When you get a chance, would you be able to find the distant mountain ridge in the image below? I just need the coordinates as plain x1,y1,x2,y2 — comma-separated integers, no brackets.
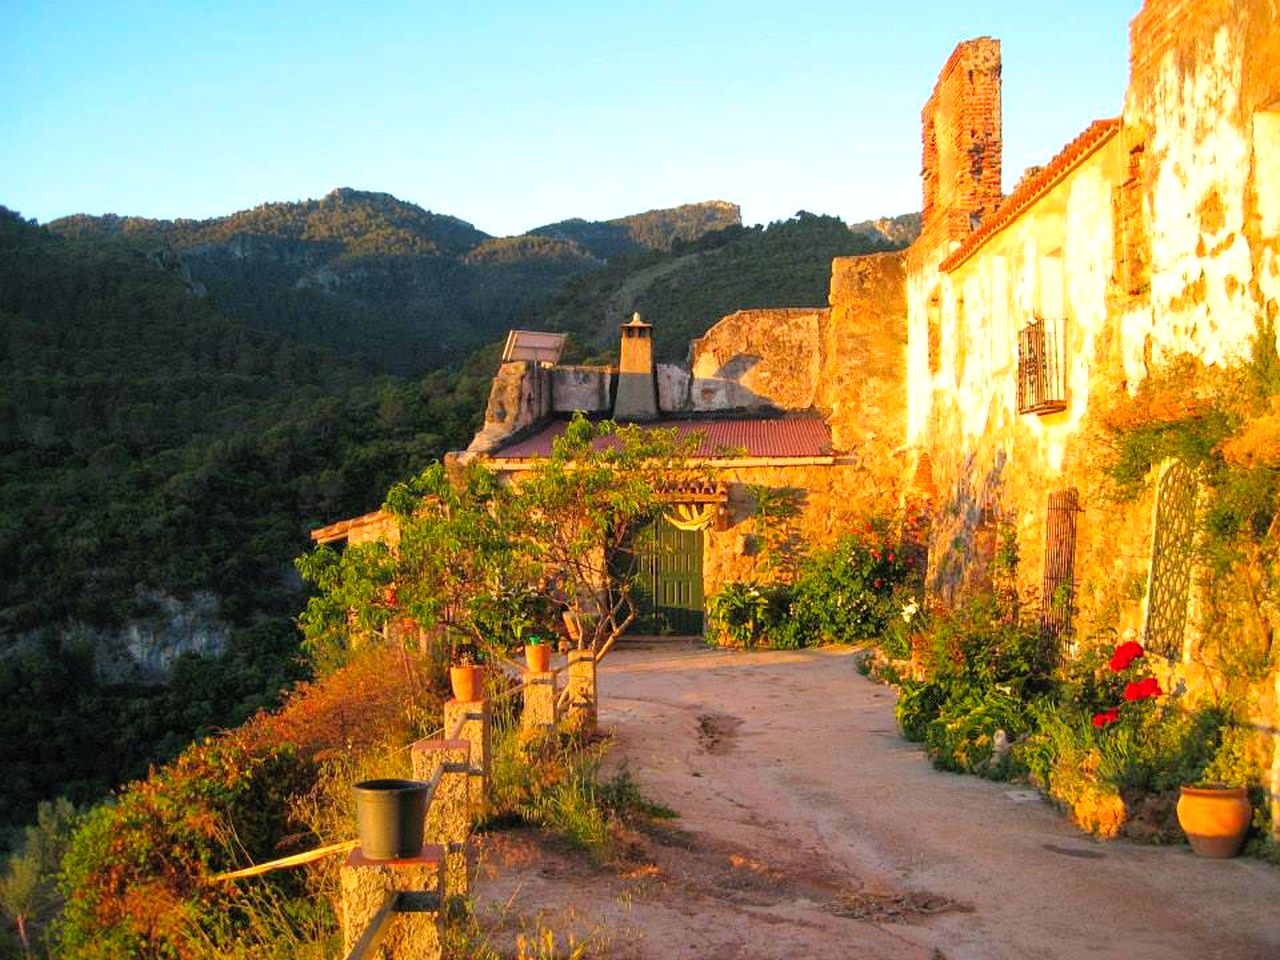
47,190,743,375
530,200,742,260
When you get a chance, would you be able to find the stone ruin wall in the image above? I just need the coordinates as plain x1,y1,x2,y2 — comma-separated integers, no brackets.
820,252,907,474
679,308,826,414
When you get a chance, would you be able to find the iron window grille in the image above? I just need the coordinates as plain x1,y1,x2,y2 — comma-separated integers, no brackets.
1017,318,1067,415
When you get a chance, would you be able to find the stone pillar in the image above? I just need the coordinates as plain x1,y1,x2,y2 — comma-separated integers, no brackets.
566,650,598,734
411,739,471,898
443,697,490,812
339,845,444,960
521,671,557,735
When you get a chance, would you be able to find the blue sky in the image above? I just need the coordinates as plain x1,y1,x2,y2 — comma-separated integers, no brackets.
1,1,1140,236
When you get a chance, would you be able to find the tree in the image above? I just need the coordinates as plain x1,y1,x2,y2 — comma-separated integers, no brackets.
297,413,705,669
510,415,704,661
0,798,78,955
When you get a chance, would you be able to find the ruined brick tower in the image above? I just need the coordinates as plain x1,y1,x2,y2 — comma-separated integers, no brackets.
918,37,1003,252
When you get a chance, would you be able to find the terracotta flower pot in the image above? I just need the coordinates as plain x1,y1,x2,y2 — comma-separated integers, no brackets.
1176,784,1251,858
449,664,483,702
353,778,429,861
525,643,551,673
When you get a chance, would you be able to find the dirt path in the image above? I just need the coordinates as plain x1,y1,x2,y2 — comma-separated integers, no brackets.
472,641,1280,959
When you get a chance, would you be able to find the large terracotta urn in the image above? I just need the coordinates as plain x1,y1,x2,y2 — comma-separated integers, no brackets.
1176,784,1251,858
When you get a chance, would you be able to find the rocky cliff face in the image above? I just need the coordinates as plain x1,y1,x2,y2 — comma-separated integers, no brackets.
10,589,230,684
848,212,922,248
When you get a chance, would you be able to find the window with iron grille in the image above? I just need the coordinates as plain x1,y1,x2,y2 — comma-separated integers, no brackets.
1017,318,1067,415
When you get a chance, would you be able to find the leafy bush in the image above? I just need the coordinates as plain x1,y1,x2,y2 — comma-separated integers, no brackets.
787,531,912,645
55,648,437,958
708,522,913,650
889,596,1048,778
704,581,792,648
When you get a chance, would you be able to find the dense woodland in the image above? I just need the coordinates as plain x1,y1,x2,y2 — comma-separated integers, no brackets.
0,194,913,851
48,191,743,376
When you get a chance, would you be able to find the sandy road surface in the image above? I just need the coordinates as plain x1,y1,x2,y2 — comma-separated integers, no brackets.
472,641,1280,959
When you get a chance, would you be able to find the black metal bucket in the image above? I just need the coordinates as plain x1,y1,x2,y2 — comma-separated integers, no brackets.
353,778,430,860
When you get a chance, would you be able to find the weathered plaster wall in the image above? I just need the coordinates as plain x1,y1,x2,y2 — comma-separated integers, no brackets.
688,308,825,413
906,136,1126,607
1120,0,1280,383
550,366,613,413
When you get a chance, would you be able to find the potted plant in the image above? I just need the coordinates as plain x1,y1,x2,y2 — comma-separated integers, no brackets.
1176,783,1252,858
449,643,484,702
525,634,551,673
353,778,430,860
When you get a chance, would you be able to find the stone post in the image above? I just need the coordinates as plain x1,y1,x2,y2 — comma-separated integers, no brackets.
339,844,444,959
521,671,557,735
410,739,470,898
443,697,490,811
566,650,598,734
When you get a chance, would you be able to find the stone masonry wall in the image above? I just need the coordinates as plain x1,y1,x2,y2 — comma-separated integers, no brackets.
819,252,907,468
701,460,896,597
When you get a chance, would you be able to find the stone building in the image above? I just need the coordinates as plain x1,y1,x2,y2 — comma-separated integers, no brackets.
455,251,906,633
904,1,1279,827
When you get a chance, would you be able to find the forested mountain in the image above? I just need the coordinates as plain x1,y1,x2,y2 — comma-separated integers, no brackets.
533,211,901,362
0,206,495,833
47,190,742,375
529,200,742,260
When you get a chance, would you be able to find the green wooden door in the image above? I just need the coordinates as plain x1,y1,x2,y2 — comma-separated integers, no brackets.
625,517,704,635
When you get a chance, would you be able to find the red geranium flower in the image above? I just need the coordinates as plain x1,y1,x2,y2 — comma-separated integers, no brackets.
1092,708,1120,728
1108,640,1145,672
1122,676,1162,701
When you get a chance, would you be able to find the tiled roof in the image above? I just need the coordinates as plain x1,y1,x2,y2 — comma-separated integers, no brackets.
310,509,392,544
940,117,1121,273
490,416,833,460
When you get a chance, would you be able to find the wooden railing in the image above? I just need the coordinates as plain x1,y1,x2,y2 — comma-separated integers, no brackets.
213,650,599,960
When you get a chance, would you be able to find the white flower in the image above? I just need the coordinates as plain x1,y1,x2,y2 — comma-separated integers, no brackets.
900,599,919,623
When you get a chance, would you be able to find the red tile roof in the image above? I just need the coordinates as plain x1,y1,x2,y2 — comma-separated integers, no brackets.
940,117,1121,273
490,416,833,460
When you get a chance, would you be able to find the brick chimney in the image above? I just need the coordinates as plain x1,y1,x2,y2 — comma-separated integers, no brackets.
613,312,659,421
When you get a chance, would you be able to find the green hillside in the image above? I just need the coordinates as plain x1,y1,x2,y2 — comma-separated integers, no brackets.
535,211,898,362
529,200,742,260
47,191,742,376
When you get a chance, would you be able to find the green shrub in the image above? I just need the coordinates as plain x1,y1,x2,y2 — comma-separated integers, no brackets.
890,596,1048,779
787,532,911,645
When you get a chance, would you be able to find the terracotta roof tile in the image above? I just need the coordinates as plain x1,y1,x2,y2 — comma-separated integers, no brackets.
490,416,833,460
940,117,1121,273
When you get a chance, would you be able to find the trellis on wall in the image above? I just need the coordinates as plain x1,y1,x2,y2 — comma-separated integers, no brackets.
1143,459,1199,660
1041,488,1081,660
